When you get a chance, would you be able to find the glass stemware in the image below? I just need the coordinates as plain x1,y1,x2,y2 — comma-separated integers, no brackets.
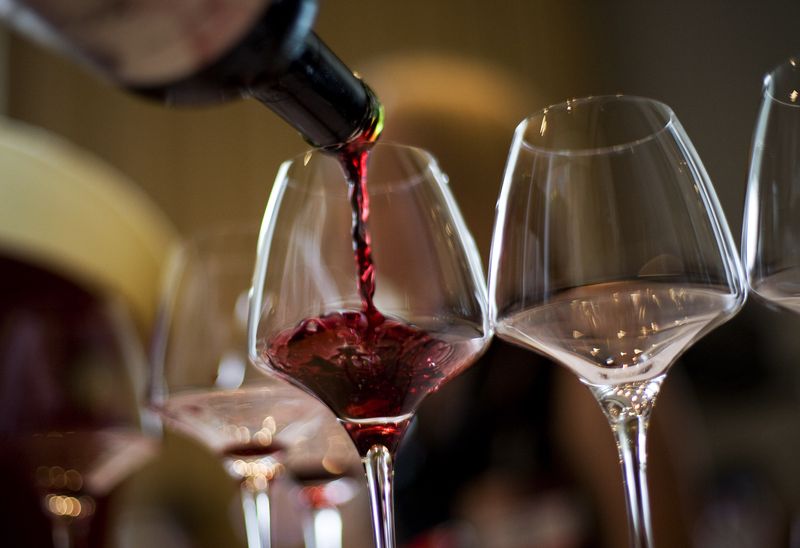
742,56,800,310
488,96,746,548
249,143,491,548
149,225,361,548
0,256,158,548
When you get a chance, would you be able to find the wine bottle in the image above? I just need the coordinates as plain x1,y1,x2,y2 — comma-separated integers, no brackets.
1,0,382,148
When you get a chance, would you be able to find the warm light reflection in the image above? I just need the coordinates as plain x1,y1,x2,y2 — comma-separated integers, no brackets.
320,435,355,476
228,456,285,490
44,494,95,519
595,378,664,421
222,414,278,449
36,466,84,492
791,90,799,103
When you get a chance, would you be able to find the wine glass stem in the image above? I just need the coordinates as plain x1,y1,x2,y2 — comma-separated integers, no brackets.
610,410,655,548
592,377,662,548
49,516,92,548
302,505,344,548
51,517,73,548
363,444,396,548
240,480,273,548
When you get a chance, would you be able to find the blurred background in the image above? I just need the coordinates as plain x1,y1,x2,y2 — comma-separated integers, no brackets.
2,0,800,546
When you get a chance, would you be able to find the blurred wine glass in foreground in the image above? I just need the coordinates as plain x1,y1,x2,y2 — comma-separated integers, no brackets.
0,255,158,548
743,55,800,310
149,225,361,548
489,96,746,547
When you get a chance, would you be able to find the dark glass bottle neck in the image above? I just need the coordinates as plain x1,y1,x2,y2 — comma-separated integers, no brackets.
250,31,383,148
132,0,382,148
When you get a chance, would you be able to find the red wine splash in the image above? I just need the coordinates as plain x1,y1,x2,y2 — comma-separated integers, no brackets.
264,311,480,455
264,136,479,456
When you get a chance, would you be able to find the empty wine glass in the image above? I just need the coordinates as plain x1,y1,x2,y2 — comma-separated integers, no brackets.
149,224,361,548
488,96,746,547
249,143,491,548
0,256,158,548
742,56,800,309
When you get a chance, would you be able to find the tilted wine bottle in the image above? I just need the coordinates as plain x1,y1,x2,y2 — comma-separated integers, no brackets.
1,0,382,147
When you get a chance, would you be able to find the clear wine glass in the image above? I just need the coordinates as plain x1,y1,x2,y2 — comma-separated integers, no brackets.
742,56,800,310
488,96,746,548
285,417,362,548
249,143,491,548
148,224,361,548
0,256,158,548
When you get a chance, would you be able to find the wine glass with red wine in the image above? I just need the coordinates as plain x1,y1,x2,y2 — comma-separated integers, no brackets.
249,143,491,548
488,96,746,548
0,256,158,548
149,225,362,548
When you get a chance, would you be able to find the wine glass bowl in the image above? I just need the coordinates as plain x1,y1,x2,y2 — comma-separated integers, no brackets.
489,96,746,547
250,145,489,443
149,225,362,548
249,143,491,547
743,56,800,310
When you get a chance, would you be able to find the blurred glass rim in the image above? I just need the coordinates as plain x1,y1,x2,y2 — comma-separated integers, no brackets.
0,116,177,329
514,94,678,157
763,55,800,108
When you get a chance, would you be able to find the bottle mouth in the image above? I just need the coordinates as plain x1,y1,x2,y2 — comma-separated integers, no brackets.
319,82,384,151
763,56,800,108
516,95,676,156
355,84,385,145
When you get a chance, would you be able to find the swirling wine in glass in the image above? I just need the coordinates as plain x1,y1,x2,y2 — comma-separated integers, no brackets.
251,143,490,548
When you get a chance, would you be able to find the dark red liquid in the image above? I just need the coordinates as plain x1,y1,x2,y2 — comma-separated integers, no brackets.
261,143,479,455
263,143,480,456
291,467,346,484
263,311,477,455
223,440,286,460
339,143,380,321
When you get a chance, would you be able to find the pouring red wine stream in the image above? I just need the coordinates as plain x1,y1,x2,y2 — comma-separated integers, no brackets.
264,141,480,456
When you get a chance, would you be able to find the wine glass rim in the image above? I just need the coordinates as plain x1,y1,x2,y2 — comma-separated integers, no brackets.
516,95,677,157
279,141,441,195
763,56,800,108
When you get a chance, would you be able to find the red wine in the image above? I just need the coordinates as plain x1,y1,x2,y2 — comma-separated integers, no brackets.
223,440,286,459
262,139,485,456
343,418,412,457
262,311,482,454
296,475,360,509
339,144,379,319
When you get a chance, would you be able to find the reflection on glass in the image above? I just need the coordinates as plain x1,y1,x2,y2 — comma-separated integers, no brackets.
743,56,800,314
